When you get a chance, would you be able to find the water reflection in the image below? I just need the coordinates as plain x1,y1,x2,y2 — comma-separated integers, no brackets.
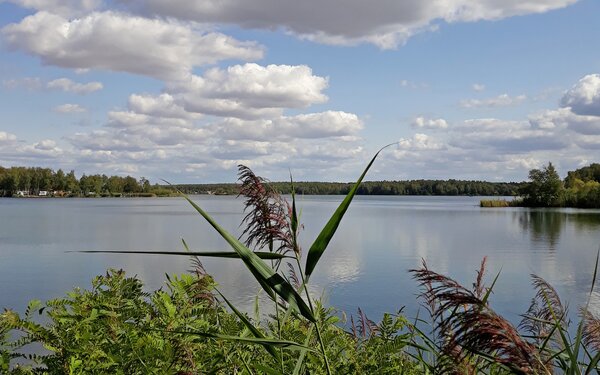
516,210,600,251
2,196,600,328
516,210,564,250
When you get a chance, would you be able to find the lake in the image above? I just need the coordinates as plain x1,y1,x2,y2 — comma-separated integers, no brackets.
1,195,600,326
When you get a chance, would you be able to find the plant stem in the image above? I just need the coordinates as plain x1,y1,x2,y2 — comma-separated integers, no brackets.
271,258,285,374
294,255,332,375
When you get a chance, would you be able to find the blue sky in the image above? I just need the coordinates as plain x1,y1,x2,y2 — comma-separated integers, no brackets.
0,0,599,183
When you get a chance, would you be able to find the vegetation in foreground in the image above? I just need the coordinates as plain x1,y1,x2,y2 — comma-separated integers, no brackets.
3,150,600,374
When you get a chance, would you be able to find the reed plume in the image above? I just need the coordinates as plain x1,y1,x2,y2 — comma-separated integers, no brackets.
237,165,300,258
411,259,549,374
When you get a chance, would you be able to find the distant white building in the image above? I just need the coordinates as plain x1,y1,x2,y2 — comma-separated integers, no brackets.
38,191,48,196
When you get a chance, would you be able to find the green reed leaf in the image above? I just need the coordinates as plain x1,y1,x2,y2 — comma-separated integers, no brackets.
181,194,316,322
75,250,289,259
304,143,395,280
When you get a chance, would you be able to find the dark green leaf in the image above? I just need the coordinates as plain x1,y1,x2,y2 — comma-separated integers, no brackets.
74,250,289,259
181,194,315,322
304,143,395,280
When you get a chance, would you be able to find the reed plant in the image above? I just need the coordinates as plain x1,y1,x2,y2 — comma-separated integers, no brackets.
480,199,511,208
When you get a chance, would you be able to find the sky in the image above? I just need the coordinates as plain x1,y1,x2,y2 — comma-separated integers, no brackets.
0,0,599,183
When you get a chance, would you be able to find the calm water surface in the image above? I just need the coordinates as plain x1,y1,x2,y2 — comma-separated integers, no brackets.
1,195,600,325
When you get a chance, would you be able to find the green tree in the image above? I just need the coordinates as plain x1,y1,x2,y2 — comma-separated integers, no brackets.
522,162,564,207
123,176,140,193
65,170,79,194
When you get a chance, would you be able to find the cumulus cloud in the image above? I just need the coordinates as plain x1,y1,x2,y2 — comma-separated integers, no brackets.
118,0,578,49
212,111,363,141
561,74,600,116
398,133,444,151
8,0,100,17
2,11,264,81
54,103,86,113
172,64,329,119
0,131,18,144
530,107,600,135
451,118,568,152
0,138,64,163
65,76,364,179
460,94,527,108
127,93,199,120
411,116,448,129
47,78,103,94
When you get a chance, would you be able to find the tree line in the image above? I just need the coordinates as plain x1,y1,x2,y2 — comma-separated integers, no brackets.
0,166,173,197
174,179,526,196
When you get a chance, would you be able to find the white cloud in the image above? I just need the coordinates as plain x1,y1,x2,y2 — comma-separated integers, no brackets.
561,74,600,116
33,139,57,150
530,107,600,135
127,93,199,120
8,0,100,17
451,118,567,152
173,64,329,119
212,111,363,141
411,116,448,129
460,94,527,108
2,11,264,81
398,133,444,151
47,78,103,94
0,131,17,143
54,103,86,113
472,83,485,92
119,0,578,49
0,138,64,162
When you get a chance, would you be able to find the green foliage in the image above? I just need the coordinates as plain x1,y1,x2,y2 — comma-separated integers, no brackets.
173,179,526,197
517,161,600,208
565,163,600,186
0,166,175,197
1,270,240,374
520,162,564,207
0,270,422,374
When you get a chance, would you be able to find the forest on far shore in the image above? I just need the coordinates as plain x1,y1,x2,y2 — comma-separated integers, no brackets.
3,163,600,204
173,179,526,196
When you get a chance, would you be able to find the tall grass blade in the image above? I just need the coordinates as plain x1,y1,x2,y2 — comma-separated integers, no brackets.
75,250,289,259
571,248,600,374
304,143,395,280
181,194,316,322
180,329,315,350
292,326,314,375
